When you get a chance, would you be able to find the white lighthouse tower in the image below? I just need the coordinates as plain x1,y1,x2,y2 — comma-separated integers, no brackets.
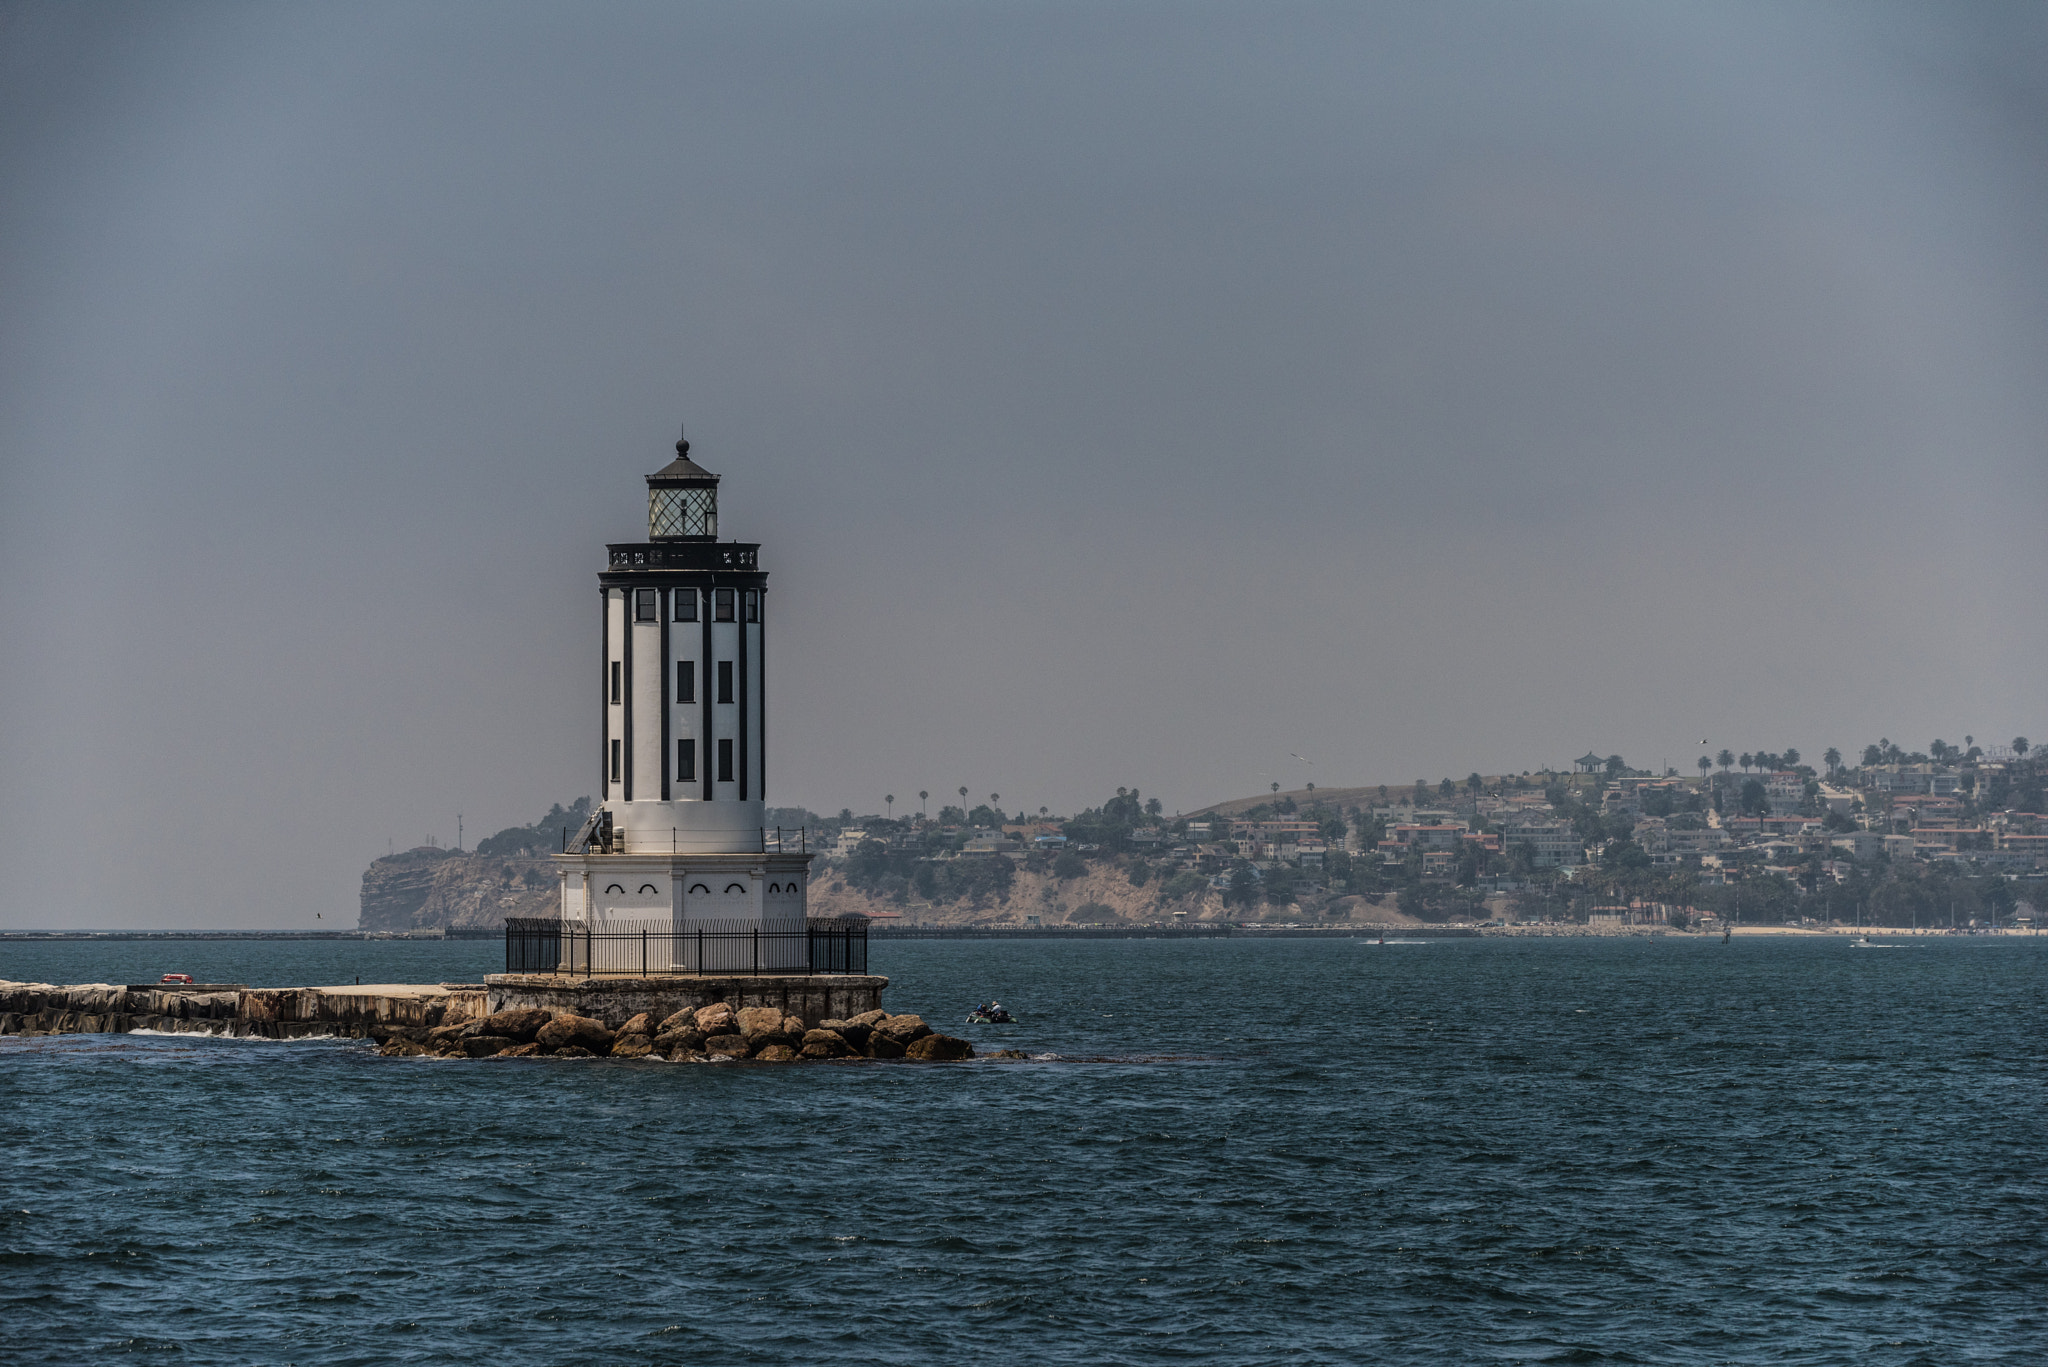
553,429,812,967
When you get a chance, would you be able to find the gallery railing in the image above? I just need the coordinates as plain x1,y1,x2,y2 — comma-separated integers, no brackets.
503,916,867,977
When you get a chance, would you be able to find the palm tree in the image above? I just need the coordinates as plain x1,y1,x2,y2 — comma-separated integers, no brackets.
1823,747,1841,775
1739,752,1753,773
1271,781,1280,795
958,785,969,815
919,790,929,817
1039,805,1048,819
1717,749,1734,773
1697,755,1713,776
2015,737,2030,757
990,794,1000,821
1782,747,1800,768
885,794,894,819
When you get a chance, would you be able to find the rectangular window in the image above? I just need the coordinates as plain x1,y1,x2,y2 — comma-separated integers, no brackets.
677,738,695,783
715,588,735,621
674,589,697,622
717,660,734,704
610,660,621,705
745,590,759,623
610,738,621,784
675,660,694,703
718,737,734,783
635,588,657,622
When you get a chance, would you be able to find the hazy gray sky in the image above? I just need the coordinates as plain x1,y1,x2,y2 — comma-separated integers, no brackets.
3,2,2044,927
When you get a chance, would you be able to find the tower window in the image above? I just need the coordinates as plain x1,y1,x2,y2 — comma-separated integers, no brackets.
745,590,759,623
610,661,621,705
715,588,735,621
718,738,734,783
677,738,695,783
675,660,694,703
635,589,657,622
675,590,697,622
717,660,733,704
610,739,621,784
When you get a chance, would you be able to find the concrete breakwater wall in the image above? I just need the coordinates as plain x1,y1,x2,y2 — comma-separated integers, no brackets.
483,974,886,1028
0,980,488,1039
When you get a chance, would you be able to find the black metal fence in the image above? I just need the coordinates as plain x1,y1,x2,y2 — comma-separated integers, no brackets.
503,917,868,977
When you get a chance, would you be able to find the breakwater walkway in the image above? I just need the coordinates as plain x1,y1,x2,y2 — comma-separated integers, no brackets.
0,980,488,1039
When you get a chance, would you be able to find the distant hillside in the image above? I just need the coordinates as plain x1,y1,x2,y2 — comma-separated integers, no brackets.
358,846,556,931
1185,773,1600,819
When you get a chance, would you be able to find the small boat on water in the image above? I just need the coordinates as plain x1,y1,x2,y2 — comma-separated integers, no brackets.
966,1002,1016,1025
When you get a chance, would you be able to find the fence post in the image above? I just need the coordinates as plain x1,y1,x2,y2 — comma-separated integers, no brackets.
752,926,759,976
642,926,647,977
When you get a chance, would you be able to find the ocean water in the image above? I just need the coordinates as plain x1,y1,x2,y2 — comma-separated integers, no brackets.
2,935,2043,1365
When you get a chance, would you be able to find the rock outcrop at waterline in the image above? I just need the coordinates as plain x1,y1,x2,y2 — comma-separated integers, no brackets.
379,1003,975,1063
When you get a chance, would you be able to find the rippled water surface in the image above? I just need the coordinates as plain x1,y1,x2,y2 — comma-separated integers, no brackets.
4,936,2043,1365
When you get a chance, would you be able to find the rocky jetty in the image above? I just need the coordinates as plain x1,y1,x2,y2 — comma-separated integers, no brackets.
0,980,977,1063
380,1002,976,1063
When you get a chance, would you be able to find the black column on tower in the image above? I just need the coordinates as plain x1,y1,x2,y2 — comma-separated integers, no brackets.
659,588,670,801
622,593,634,801
601,589,611,795
700,585,713,801
759,592,766,801
738,600,749,801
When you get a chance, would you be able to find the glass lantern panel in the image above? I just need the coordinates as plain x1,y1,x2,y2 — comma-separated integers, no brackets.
648,487,718,538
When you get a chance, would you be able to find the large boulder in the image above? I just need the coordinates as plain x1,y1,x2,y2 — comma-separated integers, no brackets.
864,1034,906,1060
800,1029,850,1059
495,1043,542,1058
462,1035,516,1058
704,1033,751,1058
820,1018,872,1048
695,1003,737,1034
552,1045,596,1058
653,1028,705,1054
618,1012,658,1037
536,1014,614,1055
425,1022,471,1049
657,1008,700,1035
754,1044,798,1062
735,1005,785,1039
847,1009,888,1028
906,1034,973,1062
609,1034,656,1059
874,1014,932,1044
477,1007,551,1043
378,1037,429,1057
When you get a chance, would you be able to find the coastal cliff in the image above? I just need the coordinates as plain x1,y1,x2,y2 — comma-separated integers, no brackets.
358,847,557,932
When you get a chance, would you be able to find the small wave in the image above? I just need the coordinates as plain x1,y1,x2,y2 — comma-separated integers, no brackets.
125,1028,348,1043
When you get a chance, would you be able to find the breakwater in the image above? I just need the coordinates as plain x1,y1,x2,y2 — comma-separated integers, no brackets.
392,1002,978,1062
0,979,487,1039
0,972,896,1051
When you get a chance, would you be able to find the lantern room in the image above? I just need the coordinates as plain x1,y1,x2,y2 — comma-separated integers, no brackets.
646,431,718,540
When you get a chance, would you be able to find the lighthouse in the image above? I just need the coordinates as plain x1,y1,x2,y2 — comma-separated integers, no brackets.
554,429,812,966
